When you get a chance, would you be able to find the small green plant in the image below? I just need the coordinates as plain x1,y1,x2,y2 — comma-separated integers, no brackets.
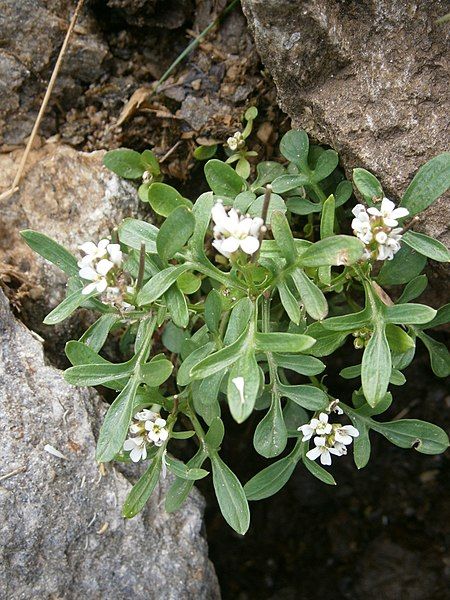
22,127,450,534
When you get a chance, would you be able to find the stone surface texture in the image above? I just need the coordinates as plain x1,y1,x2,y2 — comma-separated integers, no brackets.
0,289,220,600
241,0,450,251
0,143,142,357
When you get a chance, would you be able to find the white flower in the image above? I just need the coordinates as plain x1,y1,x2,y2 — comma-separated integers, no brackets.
298,412,332,441
145,417,169,447
78,239,109,267
231,376,245,404
79,258,114,295
306,436,342,466
227,131,245,151
211,201,264,257
123,436,147,462
367,197,409,228
334,424,359,445
135,409,158,422
327,399,344,415
107,243,123,266
351,199,409,262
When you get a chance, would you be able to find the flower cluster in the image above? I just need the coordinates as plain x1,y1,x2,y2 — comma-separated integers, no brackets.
78,238,134,310
211,201,265,258
123,409,169,462
299,411,359,466
351,198,409,261
352,327,372,349
226,131,246,152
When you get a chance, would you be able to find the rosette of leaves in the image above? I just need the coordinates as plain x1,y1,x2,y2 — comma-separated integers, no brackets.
22,128,449,535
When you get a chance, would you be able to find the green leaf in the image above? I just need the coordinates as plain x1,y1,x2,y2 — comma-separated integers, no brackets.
361,324,391,407
385,324,415,352
352,168,383,204
244,449,299,501
311,150,338,182
290,269,328,320
156,206,195,262
286,197,321,215
211,453,250,535
248,193,286,220
165,449,208,513
271,211,297,263
165,456,209,480
417,331,450,377
304,322,348,356
322,307,371,332
277,280,301,325
278,384,329,411
140,355,173,386
204,289,223,334
118,218,159,252
384,303,436,325
137,264,191,305
20,230,79,276
205,417,225,449
255,333,316,353
320,195,335,239
302,445,336,485
97,377,140,462
141,149,160,174
194,144,217,160
253,390,287,458
377,244,427,285
122,455,162,517
43,288,94,325
228,351,260,423
193,371,223,425
299,235,364,267
376,419,449,454
423,303,450,329
147,183,191,217
402,231,450,262
162,322,190,353
103,149,145,179
204,159,245,197
352,424,371,469
177,342,216,386
335,180,353,207
191,331,248,379
273,353,325,376
244,106,258,120
177,272,201,295
79,314,120,352
224,298,253,344
188,192,215,260
279,130,309,168
165,283,189,328
400,152,450,216
397,275,428,304
64,360,134,387
271,174,310,194
390,369,406,385
251,161,285,189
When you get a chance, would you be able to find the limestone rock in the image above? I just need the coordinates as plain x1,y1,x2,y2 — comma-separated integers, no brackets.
242,0,450,254
0,289,220,599
0,143,141,361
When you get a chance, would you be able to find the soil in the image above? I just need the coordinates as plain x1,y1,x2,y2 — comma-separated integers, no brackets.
199,339,450,600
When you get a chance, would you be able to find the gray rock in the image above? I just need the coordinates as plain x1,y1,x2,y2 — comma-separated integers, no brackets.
0,143,143,361
242,0,449,296
0,289,220,599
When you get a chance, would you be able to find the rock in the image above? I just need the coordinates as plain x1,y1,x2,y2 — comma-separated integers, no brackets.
242,0,449,295
0,289,220,599
0,0,109,146
0,143,142,362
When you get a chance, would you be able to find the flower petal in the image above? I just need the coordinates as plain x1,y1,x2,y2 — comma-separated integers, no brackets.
239,235,260,255
220,236,241,254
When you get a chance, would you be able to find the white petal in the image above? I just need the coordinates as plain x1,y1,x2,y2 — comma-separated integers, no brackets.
380,198,395,214
249,217,264,235
239,235,260,255
383,217,399,228
367,207,381,217
341,425,359,437
98,238,110,251
155,418,166,427
228,209,240,227
375,231,388,244
123,439,137,451
130,447,143,462
79,266,98,281
96,279,108,293
306,446,322,461
237,218,253,236
79,241,97,254
82,281,98,295
319,450,332,466
313,436,326,447
211,202,227,226
318,412,329,424
96,259,114,276
220,236,241,254
78,255,94,268
159,429,169,441
391,207,409,219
